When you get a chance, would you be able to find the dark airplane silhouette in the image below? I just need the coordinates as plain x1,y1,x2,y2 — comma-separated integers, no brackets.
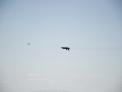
61,47,70,51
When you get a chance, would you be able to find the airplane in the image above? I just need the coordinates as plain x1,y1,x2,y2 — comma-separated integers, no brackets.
61,47,70,51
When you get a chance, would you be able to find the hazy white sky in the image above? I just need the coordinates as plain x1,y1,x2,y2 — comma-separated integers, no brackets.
0,0,121,92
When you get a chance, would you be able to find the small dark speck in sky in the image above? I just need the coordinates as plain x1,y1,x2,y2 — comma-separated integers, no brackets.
27,42,31,46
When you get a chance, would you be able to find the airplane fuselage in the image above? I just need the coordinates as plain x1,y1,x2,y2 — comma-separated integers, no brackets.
61,47,70,51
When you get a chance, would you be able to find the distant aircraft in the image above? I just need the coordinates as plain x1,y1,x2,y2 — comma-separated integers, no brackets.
61,47,70,51
27,42,31,46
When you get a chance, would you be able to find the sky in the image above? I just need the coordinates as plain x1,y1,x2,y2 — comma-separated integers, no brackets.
0,0,122,92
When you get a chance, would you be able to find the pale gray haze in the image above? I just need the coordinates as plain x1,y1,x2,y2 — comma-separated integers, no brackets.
0,0,121,92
